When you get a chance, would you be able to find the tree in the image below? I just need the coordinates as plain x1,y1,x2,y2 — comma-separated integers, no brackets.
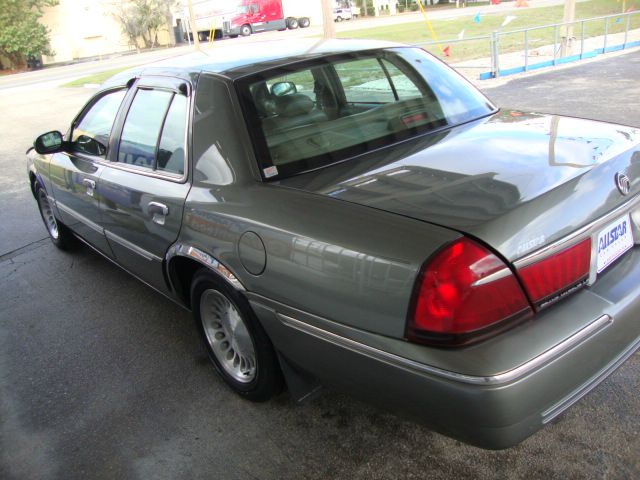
115,0,174,51
0,0,57,69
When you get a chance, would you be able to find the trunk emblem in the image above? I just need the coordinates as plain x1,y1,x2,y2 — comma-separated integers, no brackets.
616,173,631,196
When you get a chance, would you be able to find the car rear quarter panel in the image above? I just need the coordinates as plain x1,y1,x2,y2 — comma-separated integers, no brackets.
182,183,459,338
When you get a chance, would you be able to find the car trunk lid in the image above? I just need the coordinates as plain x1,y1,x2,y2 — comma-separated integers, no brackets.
279,111,640,265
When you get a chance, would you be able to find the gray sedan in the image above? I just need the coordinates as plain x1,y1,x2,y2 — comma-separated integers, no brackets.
27,39,640,449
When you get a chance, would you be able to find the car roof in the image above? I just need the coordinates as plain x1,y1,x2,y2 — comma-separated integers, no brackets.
103,38,404,88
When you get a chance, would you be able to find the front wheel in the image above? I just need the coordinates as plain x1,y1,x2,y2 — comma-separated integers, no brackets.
191,270,283,401
35,184,75,250
240,24,251,36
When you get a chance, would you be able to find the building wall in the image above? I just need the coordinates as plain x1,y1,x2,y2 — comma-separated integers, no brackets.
42,0,171,64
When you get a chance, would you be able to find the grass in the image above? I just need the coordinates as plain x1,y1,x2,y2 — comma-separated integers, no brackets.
337,0,640,63
61,67,133,87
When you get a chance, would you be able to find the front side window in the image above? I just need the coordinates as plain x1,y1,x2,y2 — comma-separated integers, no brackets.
238,47,495,180
118,88,187,175
71,89,126,157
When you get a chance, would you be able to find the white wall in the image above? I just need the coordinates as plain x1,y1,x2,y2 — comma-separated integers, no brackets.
42,0,171,64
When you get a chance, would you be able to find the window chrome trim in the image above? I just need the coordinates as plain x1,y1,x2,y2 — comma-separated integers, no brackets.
98,159,188,183
166,243,246,291
105,230,162,262
514,193,640,286
56,200,103,234
277,313,613,386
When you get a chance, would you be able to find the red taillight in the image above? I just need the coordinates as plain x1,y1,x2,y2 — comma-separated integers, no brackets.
407,238,533,345
517,238,591,306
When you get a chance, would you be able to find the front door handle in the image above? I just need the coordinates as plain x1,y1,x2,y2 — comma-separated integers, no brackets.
83,178,96,196
148,202,169,225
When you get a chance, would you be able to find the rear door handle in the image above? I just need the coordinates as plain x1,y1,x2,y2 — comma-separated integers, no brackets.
83,178,96,196
148,202,169,225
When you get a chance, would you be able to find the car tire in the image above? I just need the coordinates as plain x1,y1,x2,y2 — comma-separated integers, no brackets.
240,24,252,36
299,18,310,28
191,269,283,402
287,17,299,29
35,183,75,250
335,16,343,22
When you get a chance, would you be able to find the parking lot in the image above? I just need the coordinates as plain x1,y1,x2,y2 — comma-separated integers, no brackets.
1,49,639,480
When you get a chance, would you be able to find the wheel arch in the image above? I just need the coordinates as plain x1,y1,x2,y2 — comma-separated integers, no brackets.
29,171,38,198
166,243,246,309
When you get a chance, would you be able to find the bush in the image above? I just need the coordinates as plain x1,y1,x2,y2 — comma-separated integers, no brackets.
366,6,375,15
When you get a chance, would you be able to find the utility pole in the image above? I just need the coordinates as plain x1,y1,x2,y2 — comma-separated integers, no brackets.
321,0,336,38
187,0,201,51
560,0,576,57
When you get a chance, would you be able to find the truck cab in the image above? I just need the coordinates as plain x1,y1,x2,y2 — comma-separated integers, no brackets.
223,0,310,37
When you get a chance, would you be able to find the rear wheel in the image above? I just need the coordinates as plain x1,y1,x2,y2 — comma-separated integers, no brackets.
299,17,310,28
35,184,75,250
286,17,299,29
240,24,251,36
191,269,283,401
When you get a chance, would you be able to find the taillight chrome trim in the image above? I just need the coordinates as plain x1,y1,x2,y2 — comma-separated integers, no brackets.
470,267,511,287
513,192,640,285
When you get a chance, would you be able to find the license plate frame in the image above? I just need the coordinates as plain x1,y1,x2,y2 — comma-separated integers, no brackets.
596,213,634,274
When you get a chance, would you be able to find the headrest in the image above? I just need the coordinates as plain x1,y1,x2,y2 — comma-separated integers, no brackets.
275,94,314,117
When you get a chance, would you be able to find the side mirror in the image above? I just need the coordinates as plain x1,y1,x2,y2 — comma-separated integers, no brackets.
34,131,64,154
271,81,297,97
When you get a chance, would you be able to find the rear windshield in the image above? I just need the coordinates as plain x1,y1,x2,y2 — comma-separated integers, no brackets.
237,47,495,180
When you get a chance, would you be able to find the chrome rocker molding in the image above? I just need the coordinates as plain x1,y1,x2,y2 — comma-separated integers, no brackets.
105,230,162,262
165,243,246,291
278,313,613,386
55,200,103,234
72,234,189,311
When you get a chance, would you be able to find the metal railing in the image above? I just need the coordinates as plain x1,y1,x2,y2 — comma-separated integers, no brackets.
412,10,640,80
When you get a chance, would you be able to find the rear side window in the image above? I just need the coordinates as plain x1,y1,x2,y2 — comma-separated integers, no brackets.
71,89,126,157
117,89,187,175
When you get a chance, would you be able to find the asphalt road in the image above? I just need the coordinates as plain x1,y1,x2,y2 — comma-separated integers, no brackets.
1,50,640,480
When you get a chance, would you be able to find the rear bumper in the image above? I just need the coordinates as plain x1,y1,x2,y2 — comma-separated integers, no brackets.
249,248,640,449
